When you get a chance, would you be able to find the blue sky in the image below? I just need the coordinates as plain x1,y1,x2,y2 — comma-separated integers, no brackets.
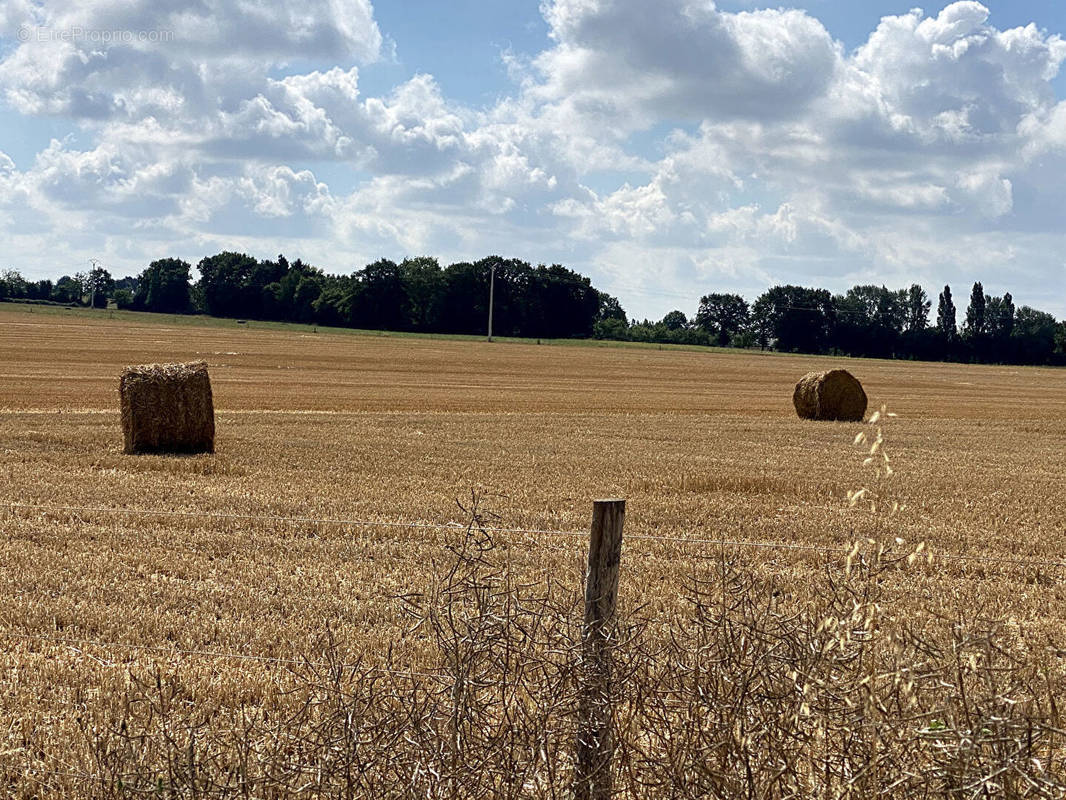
1,1,1065,319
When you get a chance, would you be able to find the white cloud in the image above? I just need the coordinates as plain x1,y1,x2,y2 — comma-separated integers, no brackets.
0,0,381,118
0,0,1064,319
848,2,1066,140
534,0,840,126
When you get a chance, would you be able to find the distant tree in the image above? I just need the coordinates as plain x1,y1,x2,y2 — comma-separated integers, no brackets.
75,267,113,308
256,257,322,321
523,263,600,338
877,288,907,334
936,285,956,339
29,279,53,301
260,281,285,319
312,283,352,327
1011,306,1059,364
695,292,749,346
437,256,587,338
960,281,988,361
896,284,937,360
593,316,629,340
597,293,627,323
114,275,138,293
400,256,445,331
351,259,409,331
436,260,487,335
17,250,1066,369
197,252,260,317
52,275,81,304
986,292,1014,339
831,285,905,358
134,258,192,313
660,310,688,331
72,272,88,304
292,276,323,323
983,292,1015,362
626,316,709,346
904,284,931,331
752,285,835,353
245,256,290,319
963,281,986,340
0,269,27,300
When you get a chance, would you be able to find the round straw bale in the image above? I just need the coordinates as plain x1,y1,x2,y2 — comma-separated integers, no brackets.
793,369,867,422
119,361,215,454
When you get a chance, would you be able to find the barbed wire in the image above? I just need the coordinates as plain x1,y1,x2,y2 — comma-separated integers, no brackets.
4,501,1066,570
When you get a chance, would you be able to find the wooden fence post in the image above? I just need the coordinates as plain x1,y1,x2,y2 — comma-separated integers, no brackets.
573,498,626,800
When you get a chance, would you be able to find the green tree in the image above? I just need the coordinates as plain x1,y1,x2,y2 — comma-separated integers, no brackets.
437,257,527,337
197,252,260,317
312,284,352,327
80,267,113,308
984,292,1015,362
831,285,905,358
660,310,688,331
260,282,285,319
597,293,627,323
593,316,629,340
134,258,192,313
986,292,1014,339
695,292,749,346
29,279,53,301
0,269,27,300
936,285,956,339
52,275,81,304
1011,306,1058,364
400,256,445,331
904,284,930,331
292,276,322,323
436,261,486,335
527,264,600,338
351,259,409,331
963,281,986,341
752,285,835,353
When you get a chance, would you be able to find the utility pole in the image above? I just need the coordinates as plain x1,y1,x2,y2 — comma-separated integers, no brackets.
487,262,496,342
88,258,100,309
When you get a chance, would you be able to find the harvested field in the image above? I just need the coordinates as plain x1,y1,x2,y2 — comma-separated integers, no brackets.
2,304,1066,795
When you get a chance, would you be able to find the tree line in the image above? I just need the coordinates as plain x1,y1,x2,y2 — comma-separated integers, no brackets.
624,283,1064,366
0,255,611,339
1,256,1063,365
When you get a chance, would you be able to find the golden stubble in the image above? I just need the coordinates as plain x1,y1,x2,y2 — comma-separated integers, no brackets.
2,306,1066,793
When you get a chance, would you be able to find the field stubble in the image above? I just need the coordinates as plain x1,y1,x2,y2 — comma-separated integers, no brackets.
3,306,1066,795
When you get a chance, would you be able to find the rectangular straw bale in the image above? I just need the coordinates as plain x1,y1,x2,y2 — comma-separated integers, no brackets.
119,361,215,454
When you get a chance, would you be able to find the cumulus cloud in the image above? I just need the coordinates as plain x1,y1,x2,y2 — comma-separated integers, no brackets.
0,0,1064,318
506,2,1066,313
848,2,1066,140
0,0,381,119
534,0,840,127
